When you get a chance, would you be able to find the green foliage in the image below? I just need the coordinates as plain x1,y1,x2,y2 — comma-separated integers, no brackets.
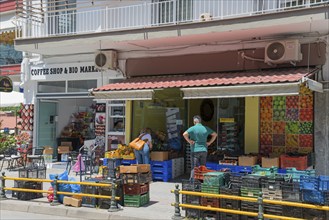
0,120,17,154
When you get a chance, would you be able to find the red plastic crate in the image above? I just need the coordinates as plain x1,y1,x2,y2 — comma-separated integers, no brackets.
280,155,308,170
123,183,149,195
201,197,220,208
194,166,215,180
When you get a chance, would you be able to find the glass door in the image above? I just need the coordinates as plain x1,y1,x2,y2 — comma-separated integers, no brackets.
38,101,58,158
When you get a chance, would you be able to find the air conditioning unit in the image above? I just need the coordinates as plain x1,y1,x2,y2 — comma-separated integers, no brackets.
199,13,212,22
265,40,302,64
94,50,118,70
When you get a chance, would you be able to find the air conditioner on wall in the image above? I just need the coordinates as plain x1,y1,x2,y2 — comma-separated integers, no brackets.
264,40,302,64
94,50,118,70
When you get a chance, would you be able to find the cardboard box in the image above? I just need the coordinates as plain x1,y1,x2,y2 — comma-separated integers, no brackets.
43,146,53,155
150,151,169,161
119,164,150,174
63,196,82,207
58,146,70,154
262,157,280,168
238,155,258,166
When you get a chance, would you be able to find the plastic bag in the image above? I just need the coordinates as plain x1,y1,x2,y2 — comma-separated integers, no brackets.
69,177,81,193
49,170,71,203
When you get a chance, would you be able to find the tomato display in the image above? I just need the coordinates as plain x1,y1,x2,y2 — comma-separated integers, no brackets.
260,122,272,134
272,122,285,134
299,134,313,148
299,96,313,109
299,108,313,121
260,134,272,145
286,96,299,109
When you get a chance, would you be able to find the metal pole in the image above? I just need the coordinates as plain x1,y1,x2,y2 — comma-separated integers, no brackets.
258,192,264,220
108,179,120,212
0,172,7,200
172,184,182,220
51,175,60,206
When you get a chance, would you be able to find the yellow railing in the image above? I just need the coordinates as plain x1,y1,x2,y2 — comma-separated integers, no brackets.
0,173,121,211
171,185,329,220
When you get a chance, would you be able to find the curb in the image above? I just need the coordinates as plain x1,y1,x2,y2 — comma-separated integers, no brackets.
0,199,148,220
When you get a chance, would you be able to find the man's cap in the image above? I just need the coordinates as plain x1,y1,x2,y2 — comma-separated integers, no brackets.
193,115,202,122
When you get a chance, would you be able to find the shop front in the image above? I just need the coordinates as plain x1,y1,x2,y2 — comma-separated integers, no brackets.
27,62,120,161
92,67,318,176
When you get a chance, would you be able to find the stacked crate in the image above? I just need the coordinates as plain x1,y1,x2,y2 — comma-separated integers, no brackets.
172,157,184,179
104,158,122,179
12,180,43,200
219,186,240,220
181,179,202,219
240,175,263,220
98,179,124,209
151,160,172,182
200,172,225,219
300,175,329,219
260,175,284,217
119,164,152,207
81,178,99,208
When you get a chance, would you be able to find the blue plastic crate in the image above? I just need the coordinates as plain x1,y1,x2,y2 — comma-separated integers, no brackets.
300,175,319,190
121,159,136,165
235,166,252,174
151,160,172,167
301,189,325,205
278,169,287,174
153,172,172,182
151,166,172,174
206,162,219,171
319,175,329,191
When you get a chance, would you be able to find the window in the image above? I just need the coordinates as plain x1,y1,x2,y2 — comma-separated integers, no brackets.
38,81,66,93
68,80,97,92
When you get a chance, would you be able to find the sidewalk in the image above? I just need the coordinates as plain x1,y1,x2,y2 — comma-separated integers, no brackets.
0,162,186,220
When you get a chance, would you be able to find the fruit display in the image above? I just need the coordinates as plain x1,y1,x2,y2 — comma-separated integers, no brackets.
286,147,298,154
300,84,313,96
273,109,285,121
286,122,299,134
260,108,272,121
105,144,135,159
286,96,299,109
286,109,299,121
273,134,285,146
272,146,285,154
273,96,286,109
299,95,313,109
260,134,272,145
260,145,272,155
260,122,272,134
299,134,313,148
299,147,313,154
286,134,299,147
260,97,272,108
299,122,313,134
272,122,285,134
299,108,313,121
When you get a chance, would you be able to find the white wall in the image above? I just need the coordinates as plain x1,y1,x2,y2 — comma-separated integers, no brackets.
0,12,16,31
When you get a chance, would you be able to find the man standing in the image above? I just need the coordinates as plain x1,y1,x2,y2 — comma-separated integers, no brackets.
183,115,217,180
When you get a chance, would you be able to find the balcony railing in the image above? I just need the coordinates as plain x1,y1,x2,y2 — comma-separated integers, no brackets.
15,0,329,39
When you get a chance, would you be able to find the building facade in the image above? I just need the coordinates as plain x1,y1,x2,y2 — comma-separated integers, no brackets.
14,0,329,174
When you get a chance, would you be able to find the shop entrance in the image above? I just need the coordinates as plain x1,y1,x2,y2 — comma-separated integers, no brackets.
37,101,58,150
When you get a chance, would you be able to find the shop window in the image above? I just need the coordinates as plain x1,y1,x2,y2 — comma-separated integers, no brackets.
106,101,126,150
38,81,66,93
68,80,97,92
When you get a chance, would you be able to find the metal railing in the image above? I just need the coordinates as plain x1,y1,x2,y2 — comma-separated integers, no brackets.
171,184,329,220
0,172,121,212
15,0,329,39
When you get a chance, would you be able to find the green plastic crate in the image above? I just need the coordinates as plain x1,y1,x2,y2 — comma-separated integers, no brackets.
240,187,261,198
124,192,150,207
203,172,225,186
252,165,278,177
201,183,220,194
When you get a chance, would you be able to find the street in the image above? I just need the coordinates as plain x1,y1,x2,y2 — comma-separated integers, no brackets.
0,210,81,220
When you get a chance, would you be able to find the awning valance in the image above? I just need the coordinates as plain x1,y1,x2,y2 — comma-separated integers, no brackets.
93,89,154,100
91,67,318,100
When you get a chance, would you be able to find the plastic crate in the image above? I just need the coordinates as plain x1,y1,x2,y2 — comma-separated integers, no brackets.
240,201,258,212
124,192,149,207
285,167,316,182
282,206,303,219
203,172,225,187
228,172,249,189
201,183,220,194
260,175,285,191
194,165,215,180
152,172,172,182
240,187,261,198
264,204,282,216
201,210,220,220
123,183,149,195
302,208,327,220
106,158,122,170
121,159,136,166
301,189,325,205
300,175,319,190
200,197,220,208
235,166,252,174
206,162,219,171
182,179,202,192
81,183,98,208
220,187,240,211
241,175,264,188
121,172,152,184
280,154,308,170
262,188,282,200
252,165,278,176
319,175,329,191
18,167,47,179
281,181,301,202
12,181,43,200
99,179,124,206
220,213,240,220
185,209,201,219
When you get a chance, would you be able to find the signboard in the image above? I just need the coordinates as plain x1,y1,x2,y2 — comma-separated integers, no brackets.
30,62,102,80
0,76,13,92
219,118,235,123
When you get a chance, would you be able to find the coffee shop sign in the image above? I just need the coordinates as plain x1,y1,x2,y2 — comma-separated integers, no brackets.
31,65,99,76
